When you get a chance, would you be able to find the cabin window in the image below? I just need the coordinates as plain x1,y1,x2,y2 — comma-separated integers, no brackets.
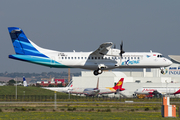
68,57,70,59
91,57,94,59
102,57,103,59
88,57,90,59
98,57,100,59
74,57,76,59
81,57,83,59
71,57,73,59
146,81,152,83
62,57,64,59
78,57,80,59
85,57,87,59
95,57,97,59
65,57,67,59
135,80,141,83
137,57,139,59
134,57,136,59
131,57,133,59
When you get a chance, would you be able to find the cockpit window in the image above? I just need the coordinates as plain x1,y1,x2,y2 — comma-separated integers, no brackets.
157,55,163,58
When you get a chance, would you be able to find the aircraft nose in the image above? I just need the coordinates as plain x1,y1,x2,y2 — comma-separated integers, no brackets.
167,59,172,65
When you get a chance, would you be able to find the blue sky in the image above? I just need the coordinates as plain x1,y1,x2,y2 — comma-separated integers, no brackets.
1,0,180,73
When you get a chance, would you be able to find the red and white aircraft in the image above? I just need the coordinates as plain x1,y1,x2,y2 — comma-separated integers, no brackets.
134,87,180,95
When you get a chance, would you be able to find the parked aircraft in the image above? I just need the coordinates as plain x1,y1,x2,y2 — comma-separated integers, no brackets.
23,76,27,87
8,27,172,75
68,78,125,96
134,87,180,96
42,80,73,92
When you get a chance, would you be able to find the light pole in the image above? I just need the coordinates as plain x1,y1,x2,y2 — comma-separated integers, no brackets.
15,77,17,100
54,91,57,109
166,80,169,97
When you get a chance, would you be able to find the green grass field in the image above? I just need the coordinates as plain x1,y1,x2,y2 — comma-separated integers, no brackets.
0,86,179,119
0,86,64,95
0,102,179,119
0,112,178,120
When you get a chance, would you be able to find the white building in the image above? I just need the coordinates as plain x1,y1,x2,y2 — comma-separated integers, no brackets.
71,63,180,97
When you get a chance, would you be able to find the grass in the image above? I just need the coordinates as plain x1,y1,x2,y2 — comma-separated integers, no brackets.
0,111,178,120
0,86,65,95
0,102,179,119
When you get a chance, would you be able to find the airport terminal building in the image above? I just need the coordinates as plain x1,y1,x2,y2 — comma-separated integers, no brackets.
71,62,180,97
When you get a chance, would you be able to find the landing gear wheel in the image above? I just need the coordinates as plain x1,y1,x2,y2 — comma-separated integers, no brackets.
98,69,102,74
93,70,99,76
161,70,164,74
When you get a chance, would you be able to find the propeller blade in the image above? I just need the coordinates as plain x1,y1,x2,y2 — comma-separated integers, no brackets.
119,41,125,65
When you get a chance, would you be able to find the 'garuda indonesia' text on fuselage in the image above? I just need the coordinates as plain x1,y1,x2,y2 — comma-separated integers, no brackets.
8,27,172,75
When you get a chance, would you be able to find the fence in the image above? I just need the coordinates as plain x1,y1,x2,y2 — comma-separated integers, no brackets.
0,95,180,102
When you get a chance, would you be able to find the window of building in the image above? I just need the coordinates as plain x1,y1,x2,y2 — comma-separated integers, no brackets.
135,80,141,83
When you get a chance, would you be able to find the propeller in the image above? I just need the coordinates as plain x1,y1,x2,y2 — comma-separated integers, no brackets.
114,44,116,49
120,41,125,57
119,41,125,65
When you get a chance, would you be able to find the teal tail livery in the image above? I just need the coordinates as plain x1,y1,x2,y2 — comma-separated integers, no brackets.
8,27,172,75
8,27,68,68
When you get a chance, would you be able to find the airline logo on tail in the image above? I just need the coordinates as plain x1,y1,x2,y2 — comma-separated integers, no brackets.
111,78,125,91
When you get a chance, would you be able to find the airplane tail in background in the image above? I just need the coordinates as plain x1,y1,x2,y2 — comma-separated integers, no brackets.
8,27,47,57
113,78,125,91
23,76,28,87
96,78,99,89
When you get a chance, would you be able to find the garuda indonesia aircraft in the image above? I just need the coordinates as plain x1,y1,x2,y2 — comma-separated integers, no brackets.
8,27,172,75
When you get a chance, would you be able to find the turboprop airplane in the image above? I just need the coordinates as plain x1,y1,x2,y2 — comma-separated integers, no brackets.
68,78,125,96
134,87,180,96
8,27,172,75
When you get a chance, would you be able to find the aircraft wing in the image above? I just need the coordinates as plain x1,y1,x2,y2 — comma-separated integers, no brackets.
90,42,113,55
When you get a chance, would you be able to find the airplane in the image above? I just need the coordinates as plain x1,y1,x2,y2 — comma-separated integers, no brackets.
42,80,73,92
23,76,28,87
68,78,125,96
134,87,180,96
8,27,172,75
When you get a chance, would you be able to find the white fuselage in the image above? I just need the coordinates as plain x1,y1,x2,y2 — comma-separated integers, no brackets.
134,87,180,95
45,50,172,70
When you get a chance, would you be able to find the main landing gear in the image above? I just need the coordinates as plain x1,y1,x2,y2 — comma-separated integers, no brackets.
93,69,103,76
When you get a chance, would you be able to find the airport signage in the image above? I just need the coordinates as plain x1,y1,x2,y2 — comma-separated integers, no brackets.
168,67,180,75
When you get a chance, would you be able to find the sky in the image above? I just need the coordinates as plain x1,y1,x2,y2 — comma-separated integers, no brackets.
0,0,180,73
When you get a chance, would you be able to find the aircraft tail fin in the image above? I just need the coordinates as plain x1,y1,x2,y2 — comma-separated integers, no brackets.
96,78,99,89
23,76,28,87
8,27,47,57
113,78,125,91
66,80,73,88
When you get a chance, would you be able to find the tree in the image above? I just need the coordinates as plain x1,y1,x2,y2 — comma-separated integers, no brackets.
7,79,16,86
